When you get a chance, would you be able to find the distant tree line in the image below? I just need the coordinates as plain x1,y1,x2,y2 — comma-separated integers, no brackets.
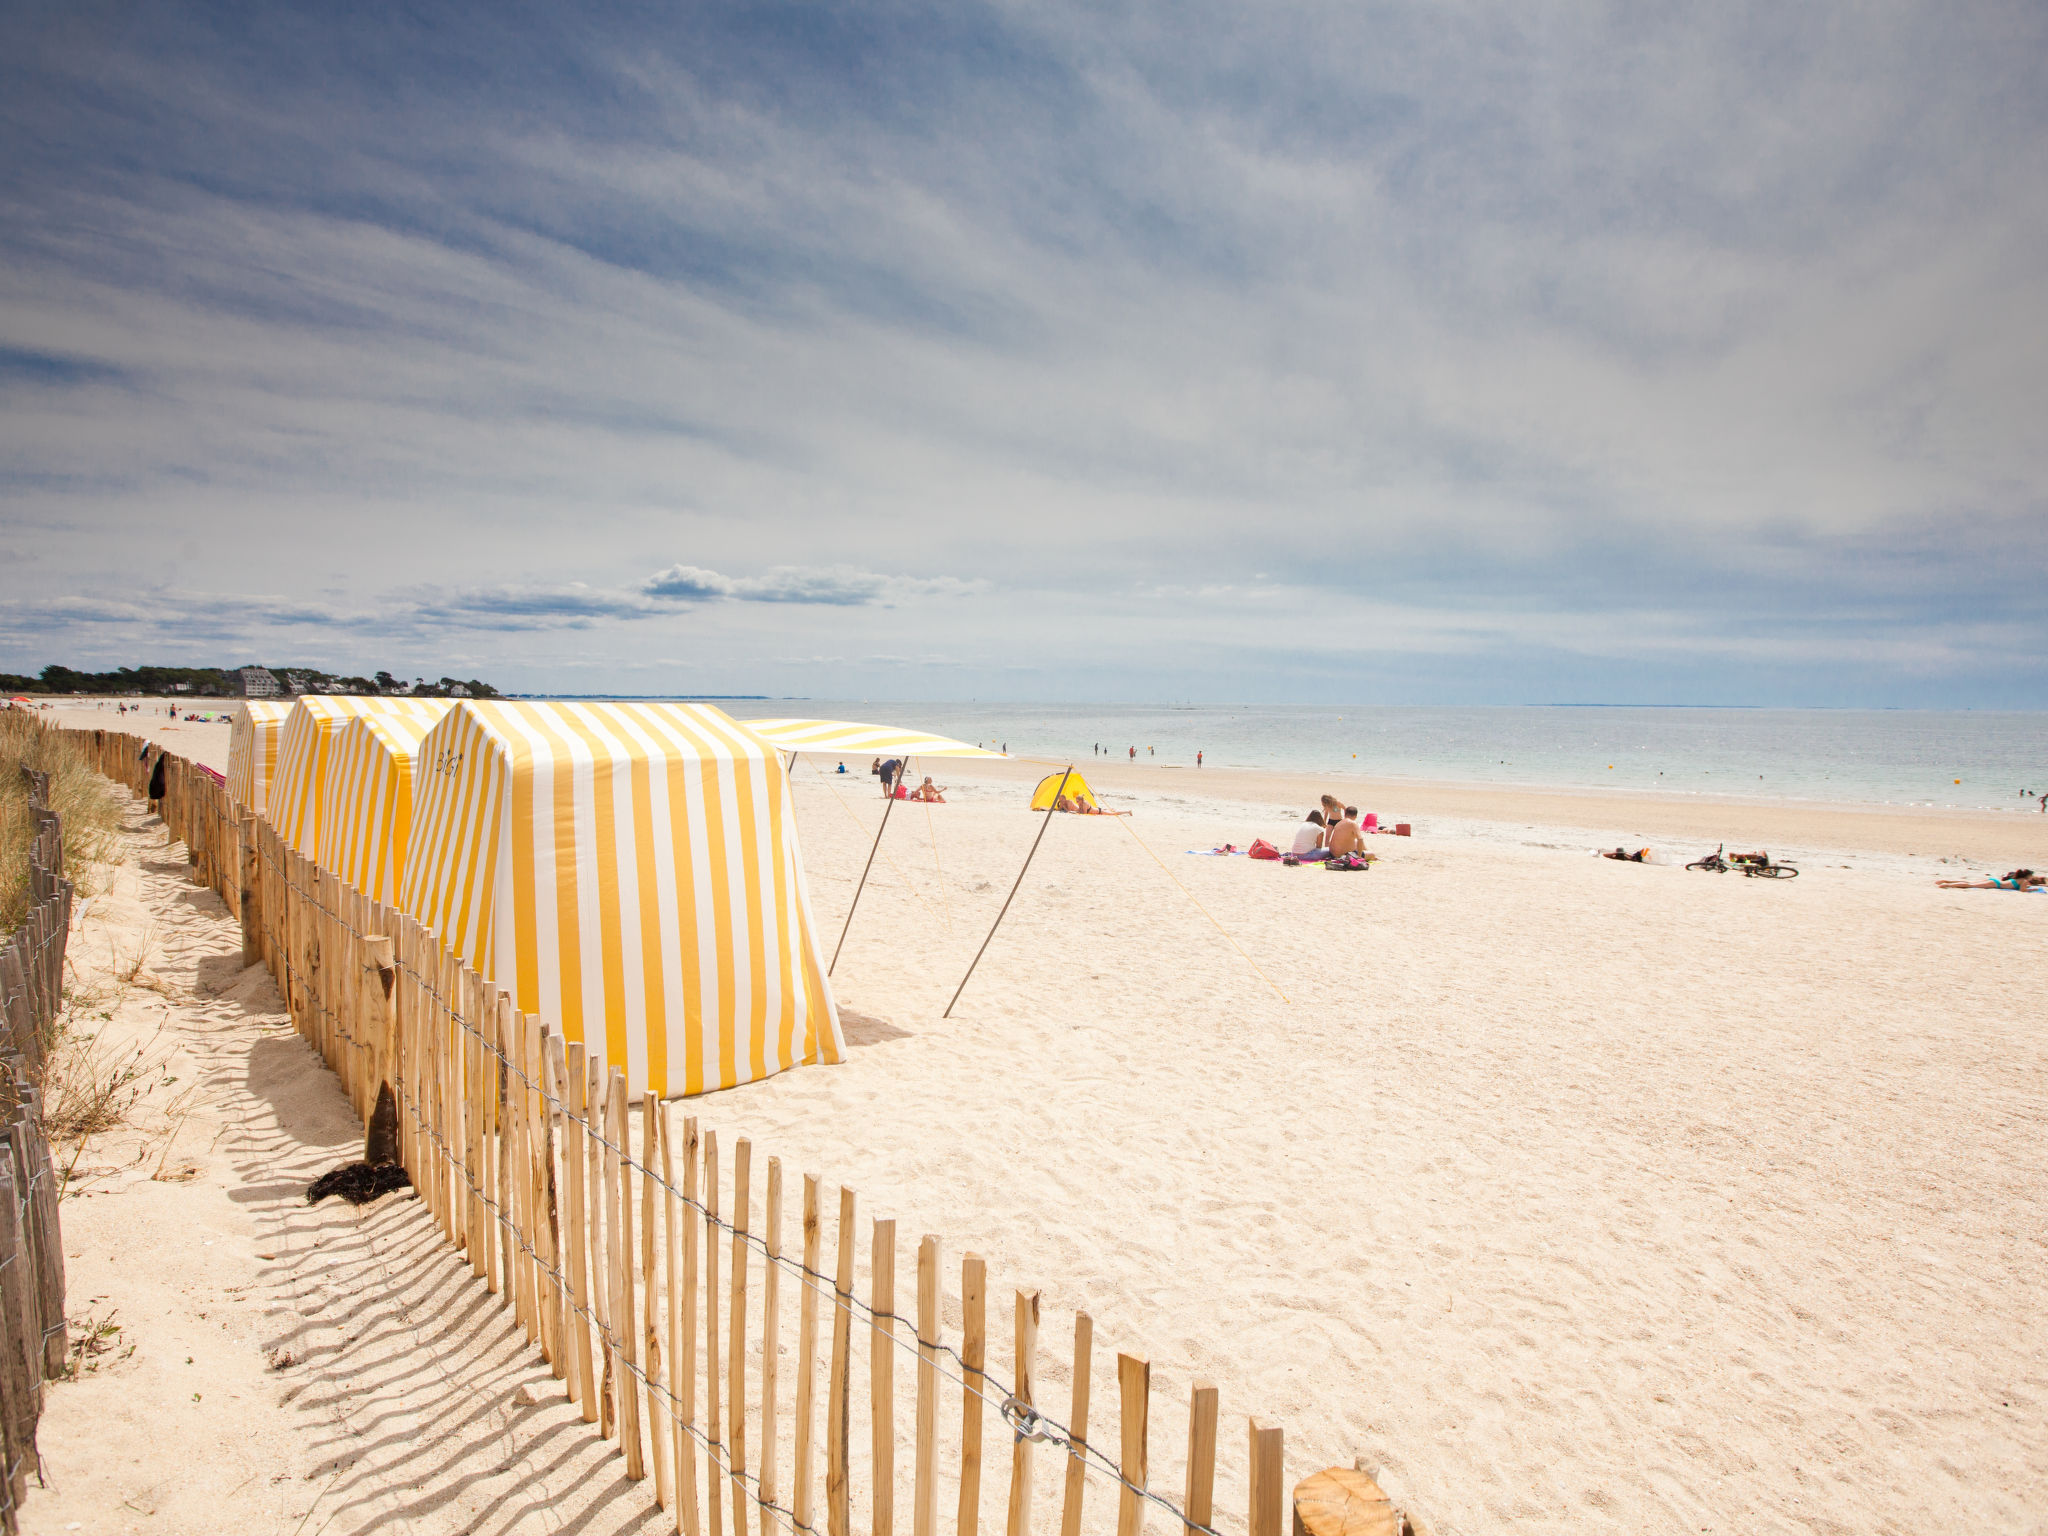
0,664,501,700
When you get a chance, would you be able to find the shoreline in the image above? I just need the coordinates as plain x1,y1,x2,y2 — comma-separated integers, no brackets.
30,698,2048,866
880,753,2048,866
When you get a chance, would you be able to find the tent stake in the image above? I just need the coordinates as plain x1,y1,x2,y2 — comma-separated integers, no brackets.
944,765,1073,1019
830,778,900,975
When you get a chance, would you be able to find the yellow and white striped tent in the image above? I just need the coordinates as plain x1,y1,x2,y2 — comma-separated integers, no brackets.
402,700,842,1098
740,718,1007,758
316,712,437,907
226,701,294,813
270,697,455,858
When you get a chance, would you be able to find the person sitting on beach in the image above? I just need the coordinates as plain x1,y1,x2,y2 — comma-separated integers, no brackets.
837,761,848,774
1291,811,1328,858
909,776,946,803
870,757,882,778
1326,808,1365,858
1937,868,2044,890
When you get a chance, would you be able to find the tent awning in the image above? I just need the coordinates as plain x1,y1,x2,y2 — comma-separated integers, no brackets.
739,719,1007,758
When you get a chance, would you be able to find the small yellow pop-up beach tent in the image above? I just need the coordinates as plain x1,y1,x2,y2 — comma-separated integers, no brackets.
270,697,454,858
225,700,294,814
316,712,436,907
1030,769,1101,809
401,700,842,1098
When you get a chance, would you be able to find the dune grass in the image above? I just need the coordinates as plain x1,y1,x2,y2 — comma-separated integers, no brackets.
0,709,122,934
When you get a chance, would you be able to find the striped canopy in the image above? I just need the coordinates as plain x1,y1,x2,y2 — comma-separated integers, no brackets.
271,697,455,857
739,718,1006,758
225,701,294,814
317,712,435,907
402,700,843,1099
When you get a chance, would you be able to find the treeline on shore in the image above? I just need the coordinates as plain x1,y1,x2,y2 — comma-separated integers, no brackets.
0,663,501,699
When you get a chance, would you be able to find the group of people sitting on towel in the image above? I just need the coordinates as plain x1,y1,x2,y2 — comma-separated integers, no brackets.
1054,792,1108,814
1291,798,1374,860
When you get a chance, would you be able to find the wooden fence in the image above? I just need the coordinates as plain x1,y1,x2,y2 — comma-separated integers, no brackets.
53,724,1337,1536
0,767,74,1535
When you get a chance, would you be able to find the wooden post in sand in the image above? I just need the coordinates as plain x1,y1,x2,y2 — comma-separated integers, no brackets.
872,1217,897,1536
794,1175,821,1536
1007,1291,1039,1536
1288,1467,1397,1536
729,1139,752,1536
1116,1355,1150,1536
677,1115,703,1536
611,1068,646,1479
564,1042,595,1420
1182,1383,1218,1536
956,1253,987,1536
1247,1422,1284,1536
645,1092,673,1509
760,1159,785,1536
704,1129,724,1536
1059,1314,1094,1536
826,1186,855,1536
914,1234,940,1536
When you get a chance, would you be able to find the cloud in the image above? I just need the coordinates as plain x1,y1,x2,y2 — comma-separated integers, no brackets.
0,2,2042,703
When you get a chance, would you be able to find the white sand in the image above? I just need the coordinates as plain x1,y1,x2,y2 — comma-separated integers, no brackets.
26,708,2048,1535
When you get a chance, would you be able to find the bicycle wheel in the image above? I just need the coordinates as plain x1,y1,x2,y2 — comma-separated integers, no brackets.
1768,864,1798,879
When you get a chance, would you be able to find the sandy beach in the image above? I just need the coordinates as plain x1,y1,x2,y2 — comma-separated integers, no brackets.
25,701,2048,1535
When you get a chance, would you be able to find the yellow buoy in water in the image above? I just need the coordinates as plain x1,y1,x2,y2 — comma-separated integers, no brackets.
1955,778,1961,784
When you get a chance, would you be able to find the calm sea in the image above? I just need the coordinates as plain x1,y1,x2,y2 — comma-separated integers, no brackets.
716,702,2048,814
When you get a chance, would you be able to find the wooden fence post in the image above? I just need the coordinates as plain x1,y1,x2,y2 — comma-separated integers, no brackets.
1060,1314,1094,1536
794,1174,821,1536
645,1092,673,1509
827,1186,855,1536
1183,1383,1218,1536
679,1116,703,1536
957,1254,986,1536
1116,1355,1151,1536
1248,1421,1284,1536
761,1158,784,1536
872,1217,897,1536
704,1130,724,1536
1007,1291,1039,1536
914,1235,939,1536
728,1139,753,1536
611,1068,646,1478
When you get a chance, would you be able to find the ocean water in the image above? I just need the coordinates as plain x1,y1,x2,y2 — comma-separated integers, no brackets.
719,702,2048,813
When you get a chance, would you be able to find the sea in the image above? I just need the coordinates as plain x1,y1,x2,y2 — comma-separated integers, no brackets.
712,702,2048,815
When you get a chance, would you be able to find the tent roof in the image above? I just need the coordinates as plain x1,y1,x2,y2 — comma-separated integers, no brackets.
739,718,1007,759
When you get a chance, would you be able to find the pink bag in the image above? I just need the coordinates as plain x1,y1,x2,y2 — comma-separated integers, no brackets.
1247,838,1281,860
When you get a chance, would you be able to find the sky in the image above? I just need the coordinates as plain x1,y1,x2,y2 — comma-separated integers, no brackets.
3,0,2045,706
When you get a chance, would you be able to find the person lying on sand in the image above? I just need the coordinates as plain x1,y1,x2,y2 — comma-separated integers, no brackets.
1601,847,1651,862
1936,868,2044,890
909,777,946,803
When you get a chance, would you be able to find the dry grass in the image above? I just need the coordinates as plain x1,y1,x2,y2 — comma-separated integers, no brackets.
0,708,121,932
45,1025,174,1149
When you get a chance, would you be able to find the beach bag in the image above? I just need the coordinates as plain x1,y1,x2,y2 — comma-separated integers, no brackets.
1247,838,1281,860
1325,852,1372,872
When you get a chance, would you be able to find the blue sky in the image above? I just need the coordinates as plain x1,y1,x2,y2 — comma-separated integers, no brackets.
3,0,2044,705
